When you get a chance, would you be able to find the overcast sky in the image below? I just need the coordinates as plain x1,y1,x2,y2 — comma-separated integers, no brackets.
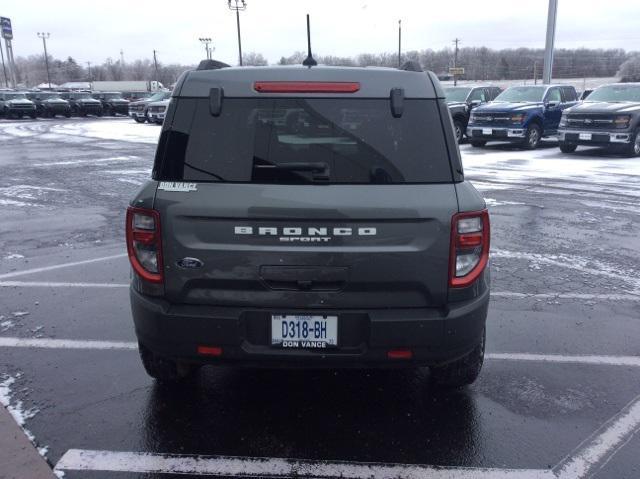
3,0,640,66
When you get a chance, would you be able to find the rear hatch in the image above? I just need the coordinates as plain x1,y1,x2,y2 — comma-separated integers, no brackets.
153,94,457,309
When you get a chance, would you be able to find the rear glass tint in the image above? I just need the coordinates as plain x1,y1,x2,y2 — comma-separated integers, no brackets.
154,98,452,184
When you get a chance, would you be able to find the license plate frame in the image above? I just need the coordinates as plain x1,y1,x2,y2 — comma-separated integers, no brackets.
579,132,592,141
482,128,493,136
271,315,338,349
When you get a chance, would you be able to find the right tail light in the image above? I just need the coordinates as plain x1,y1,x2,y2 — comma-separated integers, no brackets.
449,210,490,288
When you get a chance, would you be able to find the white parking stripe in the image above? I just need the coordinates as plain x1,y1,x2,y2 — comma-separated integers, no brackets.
555,394,640,478
1,337,639,368
0,253,127,280
54,449,554,478
486,353,640,368
0,337,137,350
0,281,128,288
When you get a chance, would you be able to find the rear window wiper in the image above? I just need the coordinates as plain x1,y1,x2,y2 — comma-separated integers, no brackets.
183,161,226,181
254,162,330,180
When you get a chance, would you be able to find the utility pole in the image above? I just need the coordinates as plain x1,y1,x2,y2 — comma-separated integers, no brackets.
398,20,402,68
86,61,92,81
228,0,247,66
452,38,461,86
152,50,159,83
199,37,212,60
0,37,8,87
533,61,538,85
120,49,125,66
37,32,52,89
543,0,558,84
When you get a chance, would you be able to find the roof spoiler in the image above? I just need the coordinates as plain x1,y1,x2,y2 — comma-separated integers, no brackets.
399,61,423,72
197,59,231,71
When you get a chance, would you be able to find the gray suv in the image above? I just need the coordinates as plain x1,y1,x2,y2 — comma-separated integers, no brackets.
127,61,490,388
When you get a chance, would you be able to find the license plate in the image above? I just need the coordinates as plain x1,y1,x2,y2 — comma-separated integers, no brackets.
482,128,493,135
579,133,592,140
271,315,338,348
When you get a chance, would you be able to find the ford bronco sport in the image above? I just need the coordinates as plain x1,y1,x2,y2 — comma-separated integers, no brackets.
127,61,490,388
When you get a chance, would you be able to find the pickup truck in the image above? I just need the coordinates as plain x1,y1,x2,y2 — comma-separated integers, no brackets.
558,83,640,157
466,84,579,149
444,86,502,143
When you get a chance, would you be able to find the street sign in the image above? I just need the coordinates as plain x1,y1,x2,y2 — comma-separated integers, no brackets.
0,17,12,40
449,67,465,76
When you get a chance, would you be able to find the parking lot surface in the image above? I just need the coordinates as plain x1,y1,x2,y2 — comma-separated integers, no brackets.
1,117,639,478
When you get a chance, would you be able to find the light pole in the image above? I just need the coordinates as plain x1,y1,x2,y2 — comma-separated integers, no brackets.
153,50,159,83
199,37,212,60
86,61,92,81
227,0,247,66
37,32,52,89
542,0,558,84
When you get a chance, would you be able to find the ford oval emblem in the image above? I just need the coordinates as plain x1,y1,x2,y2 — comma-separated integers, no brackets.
177,257,204,269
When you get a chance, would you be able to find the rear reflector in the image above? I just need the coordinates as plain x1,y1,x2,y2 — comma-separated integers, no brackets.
197,346,223,357
254,81,360,93
387,349,413,360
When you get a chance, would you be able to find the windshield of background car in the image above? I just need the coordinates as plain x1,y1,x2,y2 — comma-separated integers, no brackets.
5,93,27,99
444,87,472,102
494,87,546,102
72,93,92,99
103,93,123,100
586,85,640,102
154,98,453,185
149,92,170,102
41,93,62,100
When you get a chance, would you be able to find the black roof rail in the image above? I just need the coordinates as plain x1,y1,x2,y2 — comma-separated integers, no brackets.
399,61,423,72
197,59,232,71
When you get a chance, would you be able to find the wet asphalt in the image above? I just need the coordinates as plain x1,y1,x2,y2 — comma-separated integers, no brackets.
0,117,639,478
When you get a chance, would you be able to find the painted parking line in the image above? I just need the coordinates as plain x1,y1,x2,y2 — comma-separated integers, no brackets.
0,253,127,280
1,337,639,368
2,280,640,303
54,449,553,478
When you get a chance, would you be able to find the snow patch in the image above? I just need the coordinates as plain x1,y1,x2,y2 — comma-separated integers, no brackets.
3,253,25,260
12,311,30,317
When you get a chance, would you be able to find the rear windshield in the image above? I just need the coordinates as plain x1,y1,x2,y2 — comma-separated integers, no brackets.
586,85,640,102
154,98,452,184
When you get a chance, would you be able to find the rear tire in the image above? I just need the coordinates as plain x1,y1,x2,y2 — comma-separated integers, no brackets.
29,112,37,119
470,140,487,148
559,142,577,153
138,343,197,383
134,117,146,123
430,329,485,388
522,123,542,150
453,120,464,144
622,129,640,158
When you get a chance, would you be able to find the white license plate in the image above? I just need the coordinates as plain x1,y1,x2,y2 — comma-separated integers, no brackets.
482,128,493,135
579,133,592,140
271,315,338,348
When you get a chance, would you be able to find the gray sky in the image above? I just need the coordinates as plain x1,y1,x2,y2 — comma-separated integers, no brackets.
3,0,640,66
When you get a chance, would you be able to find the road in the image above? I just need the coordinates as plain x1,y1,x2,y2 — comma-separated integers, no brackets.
0,117,639,478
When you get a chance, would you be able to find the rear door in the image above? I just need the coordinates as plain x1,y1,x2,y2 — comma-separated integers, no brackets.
153,95,458,310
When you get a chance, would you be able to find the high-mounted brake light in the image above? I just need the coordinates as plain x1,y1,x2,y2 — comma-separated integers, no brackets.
449,210,490,288
126,207,163,284
254,81,360,94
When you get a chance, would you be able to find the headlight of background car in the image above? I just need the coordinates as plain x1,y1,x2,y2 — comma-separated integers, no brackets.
614,115,631,129
469,112,476,122
511,113,526,124
559,114,567,128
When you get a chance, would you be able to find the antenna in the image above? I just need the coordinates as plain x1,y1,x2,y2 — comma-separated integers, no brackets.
302,14,317,67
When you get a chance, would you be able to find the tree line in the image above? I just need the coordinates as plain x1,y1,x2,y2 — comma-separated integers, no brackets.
5,46,639,88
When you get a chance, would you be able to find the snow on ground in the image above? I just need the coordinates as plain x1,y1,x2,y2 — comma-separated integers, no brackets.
48,119,160,144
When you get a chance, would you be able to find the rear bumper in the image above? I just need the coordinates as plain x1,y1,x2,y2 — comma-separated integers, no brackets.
558,129,632,145
467,126,527,141
130,286,489,369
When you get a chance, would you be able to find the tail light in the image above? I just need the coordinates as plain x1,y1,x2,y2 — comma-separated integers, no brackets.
449,210,490,288
126,207,163,283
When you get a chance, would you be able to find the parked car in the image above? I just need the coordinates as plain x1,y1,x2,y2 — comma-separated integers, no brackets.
59,91,103,117
129,91,171,123
466,84,579,149
127,60,490,388
444,86,502,143
122,91,154,102
146,99,170,124
558,83,640,157
26,91,72,118
91,92,129,116
0,91,37,119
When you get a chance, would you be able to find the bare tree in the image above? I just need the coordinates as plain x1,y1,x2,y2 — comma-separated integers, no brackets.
618,55,640,82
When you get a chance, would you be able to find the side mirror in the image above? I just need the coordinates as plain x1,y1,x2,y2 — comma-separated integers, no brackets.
469,100,482,108
546,101,559,108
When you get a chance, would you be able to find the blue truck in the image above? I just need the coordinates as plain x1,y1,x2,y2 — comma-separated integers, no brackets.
466,84,579,149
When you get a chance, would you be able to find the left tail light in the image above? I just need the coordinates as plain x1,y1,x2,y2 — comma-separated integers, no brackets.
126,207,163,283
449,210,490,288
